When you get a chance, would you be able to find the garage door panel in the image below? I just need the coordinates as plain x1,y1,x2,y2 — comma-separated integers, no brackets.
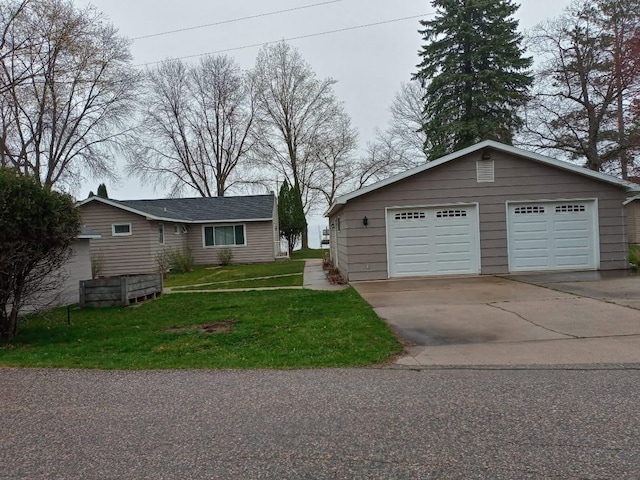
508,201,597,272
388,205,479,277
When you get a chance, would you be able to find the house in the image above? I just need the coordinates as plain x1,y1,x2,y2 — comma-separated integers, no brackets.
326,140,640,281
78,194,282,277
624,195,640,244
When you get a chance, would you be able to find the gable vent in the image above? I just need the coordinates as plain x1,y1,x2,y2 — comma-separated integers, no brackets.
476,160,494,183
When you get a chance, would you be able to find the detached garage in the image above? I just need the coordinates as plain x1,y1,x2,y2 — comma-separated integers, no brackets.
327,141,640,281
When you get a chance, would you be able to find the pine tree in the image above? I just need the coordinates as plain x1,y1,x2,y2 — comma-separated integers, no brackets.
414,0,533,160
278,180,307,255
96,183,108,199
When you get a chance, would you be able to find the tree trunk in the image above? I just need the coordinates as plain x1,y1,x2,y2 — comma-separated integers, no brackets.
301,227,309,250
0,308,18,341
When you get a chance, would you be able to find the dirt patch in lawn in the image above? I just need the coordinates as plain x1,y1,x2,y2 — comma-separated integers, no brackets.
166,319,235,334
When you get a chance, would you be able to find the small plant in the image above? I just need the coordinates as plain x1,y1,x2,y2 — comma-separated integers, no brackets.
168,246,195,274
91,252,105,279
629,244,640,268
217,247,233,266
155,248,173,278
322,252,332,270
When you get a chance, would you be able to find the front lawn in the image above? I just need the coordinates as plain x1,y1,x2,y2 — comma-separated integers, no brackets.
0,289,402,369
165,261,305,288
173,274,301,291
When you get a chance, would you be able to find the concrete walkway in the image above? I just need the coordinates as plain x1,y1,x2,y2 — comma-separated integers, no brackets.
164,259,345,293
303,258,348,291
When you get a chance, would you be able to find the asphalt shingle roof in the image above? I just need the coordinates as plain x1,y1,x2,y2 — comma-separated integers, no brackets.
115,195,275,222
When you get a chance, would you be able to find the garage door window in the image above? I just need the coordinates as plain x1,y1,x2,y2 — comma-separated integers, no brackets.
436,209,467,218
394,211,425,221
555,204,586,213
514,205,546,215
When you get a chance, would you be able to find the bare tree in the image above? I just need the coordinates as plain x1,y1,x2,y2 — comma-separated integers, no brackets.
387,81,428,164
0,0,140,190
0,1,35,96
129,55,256,197
521,0,640,174
353,80,428,189
307,110,358,207
251,41,344,246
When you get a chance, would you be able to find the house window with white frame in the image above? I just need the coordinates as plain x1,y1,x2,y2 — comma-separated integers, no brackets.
158,223,164,244
203,225,246,247
112,223,132,236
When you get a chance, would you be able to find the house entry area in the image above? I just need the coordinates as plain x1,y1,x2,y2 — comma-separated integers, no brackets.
386,204,480,277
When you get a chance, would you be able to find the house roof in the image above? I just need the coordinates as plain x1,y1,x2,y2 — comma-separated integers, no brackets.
326,140,640,216
77,194,275,223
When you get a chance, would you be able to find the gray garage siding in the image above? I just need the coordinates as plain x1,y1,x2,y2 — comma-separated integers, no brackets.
335,150,628,281
330,211,350,278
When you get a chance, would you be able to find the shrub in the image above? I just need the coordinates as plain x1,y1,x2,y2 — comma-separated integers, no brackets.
91,252,105,279
169,246,195,274
155,248,172,277
217,248,233,266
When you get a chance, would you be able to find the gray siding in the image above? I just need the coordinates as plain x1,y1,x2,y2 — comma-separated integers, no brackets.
187,221,276,265
626,201,640,243
80,202,156,276
150,221,189,261
58,239,93,304
329,211,349,278
339,150,629,281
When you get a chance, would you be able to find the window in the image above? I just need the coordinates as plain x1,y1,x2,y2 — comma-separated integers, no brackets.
112,223,132,236
514,205,545,215
158,223,164,244
337,217,341,231
436,209,467,218
394,211,426,221
555,204,586,214
203,225,245,247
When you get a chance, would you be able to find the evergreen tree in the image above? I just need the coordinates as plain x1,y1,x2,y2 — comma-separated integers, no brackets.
96,183,108,199
414,0,533,160
278,180,307,255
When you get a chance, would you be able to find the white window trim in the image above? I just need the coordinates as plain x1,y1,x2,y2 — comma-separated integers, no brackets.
112,223,132,236
159,223,165,245
202,223,247,248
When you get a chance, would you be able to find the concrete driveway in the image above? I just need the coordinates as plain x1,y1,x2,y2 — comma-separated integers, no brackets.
352,272,640,367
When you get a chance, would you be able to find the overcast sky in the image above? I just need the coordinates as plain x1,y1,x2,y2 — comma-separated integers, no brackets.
73,0,572,205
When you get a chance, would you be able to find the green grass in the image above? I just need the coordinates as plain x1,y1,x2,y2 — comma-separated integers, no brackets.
165,261,305,288
630,244,640,267
173,274,302,291
0,289,402,369
291,248,328,260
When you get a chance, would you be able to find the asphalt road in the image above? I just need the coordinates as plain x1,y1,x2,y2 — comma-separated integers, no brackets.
1,366,639,479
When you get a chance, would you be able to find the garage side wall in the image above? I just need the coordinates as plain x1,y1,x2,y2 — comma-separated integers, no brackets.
341,150,628,281
328,210,350,278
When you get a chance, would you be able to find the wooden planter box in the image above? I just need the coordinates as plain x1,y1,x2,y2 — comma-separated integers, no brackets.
79,274,163,308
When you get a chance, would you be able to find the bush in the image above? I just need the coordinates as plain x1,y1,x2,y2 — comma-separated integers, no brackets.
155,248,172,277
217,248,233,266
169,246,195,274
91,252,105,279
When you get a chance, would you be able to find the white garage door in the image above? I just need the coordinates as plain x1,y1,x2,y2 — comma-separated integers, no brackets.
387,205,480,277
507,200,599,272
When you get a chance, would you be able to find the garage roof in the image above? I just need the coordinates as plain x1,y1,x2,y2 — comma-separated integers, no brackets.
326,140,640,216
